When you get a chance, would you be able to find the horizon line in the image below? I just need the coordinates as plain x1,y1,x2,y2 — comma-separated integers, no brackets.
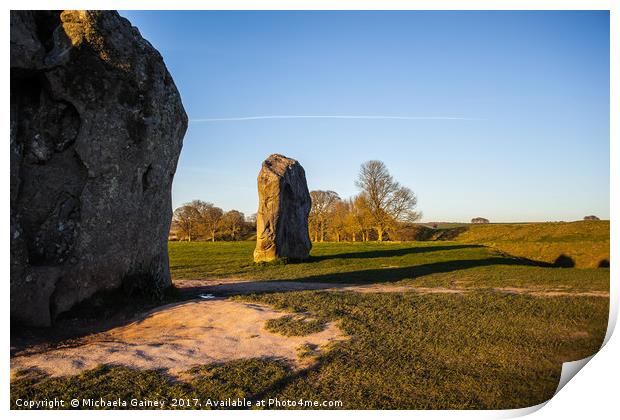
190,115,484,122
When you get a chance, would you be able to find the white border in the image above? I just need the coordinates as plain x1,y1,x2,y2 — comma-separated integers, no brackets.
3,1,617,418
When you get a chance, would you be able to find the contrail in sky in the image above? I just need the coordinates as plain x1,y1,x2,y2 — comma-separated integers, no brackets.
190,115,482,122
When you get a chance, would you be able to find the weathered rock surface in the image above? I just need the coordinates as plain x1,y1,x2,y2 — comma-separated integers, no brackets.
254,154,312,262
10,11,187,326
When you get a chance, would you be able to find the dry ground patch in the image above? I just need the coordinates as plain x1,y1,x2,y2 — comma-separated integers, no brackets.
11,299,345,380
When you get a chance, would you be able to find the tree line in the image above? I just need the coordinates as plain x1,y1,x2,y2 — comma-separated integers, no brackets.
171,201,256,241
309,160,420,242
170,160,421,242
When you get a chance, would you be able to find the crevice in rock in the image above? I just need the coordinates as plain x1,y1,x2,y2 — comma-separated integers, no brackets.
28,192,81,266
48,283,60,321
13,69,86,269
13,74,82,165
33,11,61,53
142,164,152,193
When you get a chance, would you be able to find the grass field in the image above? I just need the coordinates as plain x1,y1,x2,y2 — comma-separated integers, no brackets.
12,224,610,409
168,240,534,282
451,220,610,269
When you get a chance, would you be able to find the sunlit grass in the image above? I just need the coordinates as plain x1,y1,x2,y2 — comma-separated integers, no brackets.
264,315,325,336
453,220,609,268
13,233,610,409
169,240,519,282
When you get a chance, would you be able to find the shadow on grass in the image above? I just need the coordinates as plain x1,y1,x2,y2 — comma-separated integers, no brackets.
598,259,610,268
175,256,548,300
553,254,575,268
245,351,345,408
10,287,188,356
10,251,553,354
291,256,538,285
309,244,483,262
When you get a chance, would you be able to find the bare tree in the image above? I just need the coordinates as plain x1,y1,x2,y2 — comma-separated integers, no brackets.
204,206,224,242
245,213,258,238
222,210,245,240
188,200,223,242
172,203,201,241
309,190,340,242
329,200,350,242
471,217,490,224
168,220,181,241
308,214,320,242
349,194,373,241
355,160,420,241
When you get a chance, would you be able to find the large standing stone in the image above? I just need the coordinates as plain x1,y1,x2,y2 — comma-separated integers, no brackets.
254,154,312,262
10,11,187,326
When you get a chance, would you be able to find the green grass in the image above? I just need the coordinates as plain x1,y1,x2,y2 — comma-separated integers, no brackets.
13,236,610,409
11,365,193,410
13,286,608,409
186,358,290,406
264,315,325,336
11,360,290,410
451,220,610,268
241,289,607,409
169,240,534,282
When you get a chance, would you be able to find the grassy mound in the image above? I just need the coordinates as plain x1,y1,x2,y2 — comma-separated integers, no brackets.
450,220,609,268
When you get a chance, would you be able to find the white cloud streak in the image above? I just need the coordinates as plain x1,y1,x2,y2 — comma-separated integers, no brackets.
190,115,482,122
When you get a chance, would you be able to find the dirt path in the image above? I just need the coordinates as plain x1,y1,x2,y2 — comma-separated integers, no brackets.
175,278,609,298
176,278,468,295
11,299,346,380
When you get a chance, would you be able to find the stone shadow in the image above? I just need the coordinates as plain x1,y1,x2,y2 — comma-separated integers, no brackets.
284,256,538,285
309,244,484,262
177,255,543,300
553,254,575,268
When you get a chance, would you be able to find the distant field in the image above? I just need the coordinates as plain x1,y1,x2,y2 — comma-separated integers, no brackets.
449,220,609,268
168,220,610,279
13,236,610,409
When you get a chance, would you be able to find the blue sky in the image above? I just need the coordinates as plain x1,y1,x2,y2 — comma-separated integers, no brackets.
120,10,609,222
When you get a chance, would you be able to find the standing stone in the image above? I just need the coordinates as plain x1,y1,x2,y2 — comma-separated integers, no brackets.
10,11,187,326
254,154,312,262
